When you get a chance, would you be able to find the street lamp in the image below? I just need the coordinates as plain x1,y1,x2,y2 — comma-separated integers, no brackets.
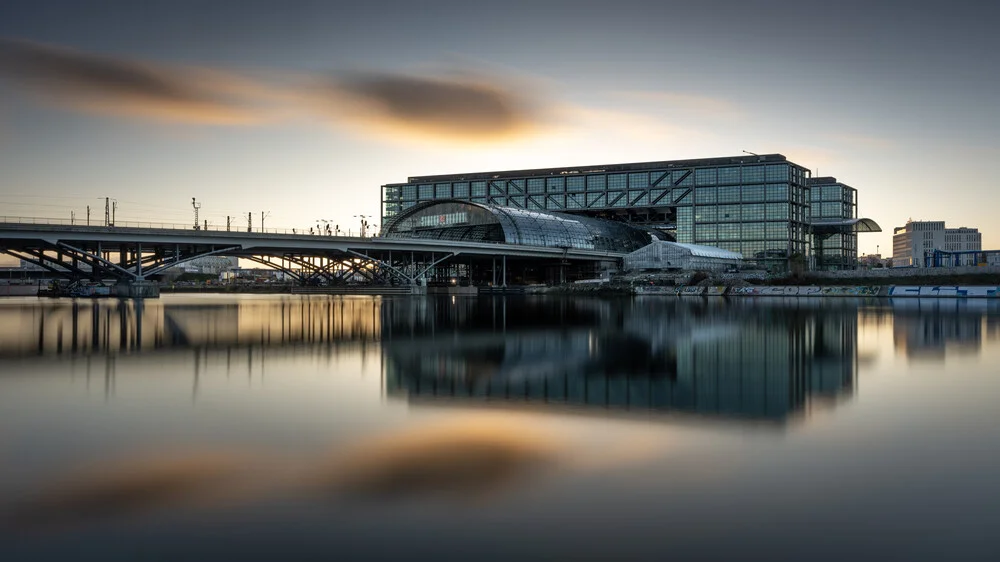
354,214,371,238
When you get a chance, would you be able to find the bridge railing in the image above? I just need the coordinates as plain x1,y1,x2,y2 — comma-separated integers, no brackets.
0,215,375,237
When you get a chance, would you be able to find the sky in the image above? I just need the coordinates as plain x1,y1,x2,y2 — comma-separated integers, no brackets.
1,0,998,259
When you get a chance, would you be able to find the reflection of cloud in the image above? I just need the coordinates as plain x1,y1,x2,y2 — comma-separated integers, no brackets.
310,418,560,502
6,451,254,530
315,71,550,143
0,39,266,125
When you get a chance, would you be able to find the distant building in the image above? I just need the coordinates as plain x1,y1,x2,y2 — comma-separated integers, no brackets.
859,253,890,268
892,220,982,267
168,256,239,275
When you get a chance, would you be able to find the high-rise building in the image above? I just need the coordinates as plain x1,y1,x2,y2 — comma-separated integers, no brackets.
808,177,859,270
382,154,879,272
892,220,982,267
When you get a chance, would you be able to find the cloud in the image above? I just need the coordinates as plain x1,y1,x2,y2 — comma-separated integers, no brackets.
0,39,267,125
314,70,551,143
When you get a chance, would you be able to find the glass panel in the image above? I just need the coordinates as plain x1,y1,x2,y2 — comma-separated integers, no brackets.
453,182,469,198
742,165,764,183
435,183,451,198
695,187,717,204
586,175,606,191
695,168,717,185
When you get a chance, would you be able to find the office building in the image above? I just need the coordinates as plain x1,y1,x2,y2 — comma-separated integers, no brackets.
382,154,879,272
808,177,863,270
892,220,982,267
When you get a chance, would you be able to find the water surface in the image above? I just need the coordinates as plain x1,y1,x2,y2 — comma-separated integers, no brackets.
1,294,998,561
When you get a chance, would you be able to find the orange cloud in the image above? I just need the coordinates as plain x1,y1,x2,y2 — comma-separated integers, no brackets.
313,70,552,143
0,39,266,125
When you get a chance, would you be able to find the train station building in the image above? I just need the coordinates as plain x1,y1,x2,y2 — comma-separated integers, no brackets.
381,154,880,272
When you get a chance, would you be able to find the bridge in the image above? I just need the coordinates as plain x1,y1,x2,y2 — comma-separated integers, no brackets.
0,221,623,292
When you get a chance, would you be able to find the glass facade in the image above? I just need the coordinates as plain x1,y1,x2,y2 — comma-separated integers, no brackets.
382,155,818,271
808,178,859,270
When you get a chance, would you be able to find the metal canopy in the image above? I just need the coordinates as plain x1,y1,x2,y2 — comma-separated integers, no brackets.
810,217,882,233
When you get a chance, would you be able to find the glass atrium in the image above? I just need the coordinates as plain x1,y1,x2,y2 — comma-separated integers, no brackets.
381,200,653,253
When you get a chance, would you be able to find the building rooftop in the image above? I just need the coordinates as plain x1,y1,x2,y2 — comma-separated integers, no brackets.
397,153,791,184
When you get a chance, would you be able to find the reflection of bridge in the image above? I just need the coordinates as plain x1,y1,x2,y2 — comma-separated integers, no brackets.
0,222,621,287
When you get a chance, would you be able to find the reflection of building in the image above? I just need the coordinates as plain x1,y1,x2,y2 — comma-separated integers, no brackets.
381,154,880,272
892,220,982,267
383,298,857,424
891,299,987,359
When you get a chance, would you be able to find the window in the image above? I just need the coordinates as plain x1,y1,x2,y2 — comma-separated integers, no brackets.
435,184,451,198
418,184,433,199
766,203,789,220
766,183,788,201
717,186,740,203
718,167,740,184
718,205,740,222
742,203,765,221
586,192,606,206
694,206,717,222
508,179,525,194
402,185,417,201
742,185,765,202
527,178,545,194
695,187,717,204
629,172,649,188
546,177,565,193
718,223,740,240
586,175,606,191
695,224,718,241
765,164,789,182
489,181,505,196
742,165,764,183
695,168,717,185
471,181,487,197
742,222,765,239
567,177,585,192
608,174,626,190
766,223,788,240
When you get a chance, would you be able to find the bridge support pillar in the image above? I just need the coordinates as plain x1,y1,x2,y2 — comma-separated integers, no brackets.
116,280,160,299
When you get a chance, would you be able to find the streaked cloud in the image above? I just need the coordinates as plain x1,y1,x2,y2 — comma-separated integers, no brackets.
314,70,551,143
0,39,267,125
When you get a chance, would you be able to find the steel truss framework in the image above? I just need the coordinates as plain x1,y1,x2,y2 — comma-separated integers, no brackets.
0,223,622,287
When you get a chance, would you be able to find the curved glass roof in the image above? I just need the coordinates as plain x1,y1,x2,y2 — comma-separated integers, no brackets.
810,218,882,233
382,200,652,253
668,242,744,260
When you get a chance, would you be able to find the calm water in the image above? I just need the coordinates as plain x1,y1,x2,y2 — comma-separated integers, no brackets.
1,294,999,561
